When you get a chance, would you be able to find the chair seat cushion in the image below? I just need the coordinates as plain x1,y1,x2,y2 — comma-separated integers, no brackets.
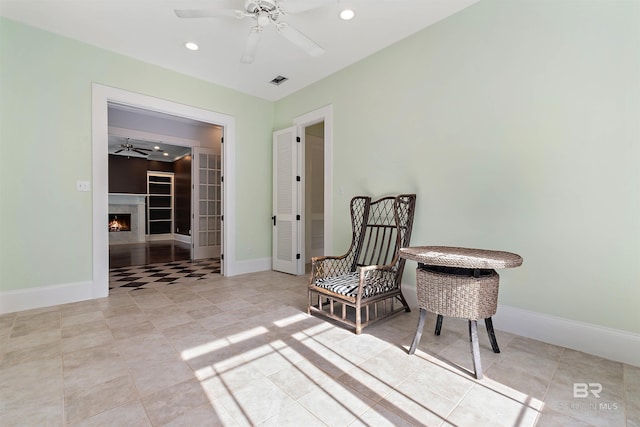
314,271,396,299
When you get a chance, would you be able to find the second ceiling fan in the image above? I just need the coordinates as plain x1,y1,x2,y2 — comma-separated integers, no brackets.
175,0,326,64
114,138,153,156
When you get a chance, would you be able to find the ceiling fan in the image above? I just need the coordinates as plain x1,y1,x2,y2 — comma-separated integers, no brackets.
174,0,326,64
114,138,153,156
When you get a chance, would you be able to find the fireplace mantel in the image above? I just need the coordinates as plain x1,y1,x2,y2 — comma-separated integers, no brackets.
108,193,146,205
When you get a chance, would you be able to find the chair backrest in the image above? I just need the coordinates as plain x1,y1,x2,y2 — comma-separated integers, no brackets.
353,195,416,280
344,196,371,272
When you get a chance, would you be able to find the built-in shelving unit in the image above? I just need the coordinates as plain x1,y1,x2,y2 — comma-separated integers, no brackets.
147,171,174,236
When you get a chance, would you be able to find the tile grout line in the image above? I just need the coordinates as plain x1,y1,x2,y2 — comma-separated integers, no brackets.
59,308,67,427
113,292,163,427
535,346,565,425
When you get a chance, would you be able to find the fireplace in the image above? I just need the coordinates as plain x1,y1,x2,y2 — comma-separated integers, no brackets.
108,214,131,232
109,194,145,244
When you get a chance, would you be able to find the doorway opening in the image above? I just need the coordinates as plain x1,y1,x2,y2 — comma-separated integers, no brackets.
271,105,332,276
303,121,325,273
295,105,333,275
92,84,237,298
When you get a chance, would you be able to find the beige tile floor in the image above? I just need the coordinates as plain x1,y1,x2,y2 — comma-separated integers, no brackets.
0,270,638,426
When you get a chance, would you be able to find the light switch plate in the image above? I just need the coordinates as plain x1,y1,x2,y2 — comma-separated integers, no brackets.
76,180,90,191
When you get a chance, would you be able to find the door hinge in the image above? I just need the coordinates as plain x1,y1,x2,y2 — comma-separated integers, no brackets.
221,254,224,260
221,137,224,144
221,215,223,221
296,136,300,143
296,214,300,220
296,176,300,182
296,253,300,260
221,176,224,183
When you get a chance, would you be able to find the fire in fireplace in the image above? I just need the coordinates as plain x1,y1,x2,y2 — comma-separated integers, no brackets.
108,214,131,232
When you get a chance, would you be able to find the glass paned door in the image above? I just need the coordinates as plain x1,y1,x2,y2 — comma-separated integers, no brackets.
193,147,221,259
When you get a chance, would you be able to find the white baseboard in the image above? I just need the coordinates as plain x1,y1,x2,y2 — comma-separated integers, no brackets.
0,281,93,315
492,305,640,367
1,257,268,314
225,257,271,276
146,233,174,241
402,283,639,367
174,234,191,244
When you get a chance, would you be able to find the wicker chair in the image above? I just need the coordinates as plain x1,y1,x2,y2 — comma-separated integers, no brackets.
307,194,416,334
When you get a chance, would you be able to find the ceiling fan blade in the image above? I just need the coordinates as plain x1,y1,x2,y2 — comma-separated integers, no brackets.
174,9,242,19
135,148,152,152
114,149,124,154
240,27,263,64
277,23,325,58
133,149,149,156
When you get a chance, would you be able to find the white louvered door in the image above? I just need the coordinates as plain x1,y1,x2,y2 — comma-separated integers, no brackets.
272,126,300,274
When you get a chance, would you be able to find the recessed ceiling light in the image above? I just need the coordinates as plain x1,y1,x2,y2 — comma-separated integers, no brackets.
163,152,169,156
185,42,199,51
340,9,355,21
154,146,160,150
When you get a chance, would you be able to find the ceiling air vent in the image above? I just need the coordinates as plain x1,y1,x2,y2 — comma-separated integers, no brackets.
270,75,288,85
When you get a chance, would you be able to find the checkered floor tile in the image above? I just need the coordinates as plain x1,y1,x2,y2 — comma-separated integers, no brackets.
109,258,221,291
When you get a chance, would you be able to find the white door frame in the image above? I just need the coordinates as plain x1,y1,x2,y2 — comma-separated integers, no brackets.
293,105,333,262
91,83,237,298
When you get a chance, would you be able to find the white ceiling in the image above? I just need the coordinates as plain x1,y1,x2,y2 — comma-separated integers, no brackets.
0,0,479,101
108,103,221,161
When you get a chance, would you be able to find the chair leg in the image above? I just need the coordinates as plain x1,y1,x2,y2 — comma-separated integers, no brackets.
397,293,412,312
485,317,500,353
435,314,443,336
355,304,362,335
469,320,483,379
409,308,427,355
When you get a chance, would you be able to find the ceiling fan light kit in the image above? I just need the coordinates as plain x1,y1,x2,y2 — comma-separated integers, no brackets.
175,0,325,64
240,26,263,64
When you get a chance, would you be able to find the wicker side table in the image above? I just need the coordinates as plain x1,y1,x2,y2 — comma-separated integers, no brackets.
399,246,523,379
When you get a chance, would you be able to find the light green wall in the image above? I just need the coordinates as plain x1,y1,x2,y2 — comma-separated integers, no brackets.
2,1,639,334
275,0,640,333
0,18,274,292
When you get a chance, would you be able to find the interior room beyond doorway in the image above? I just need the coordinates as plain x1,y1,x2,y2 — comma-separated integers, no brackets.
107,103,223,269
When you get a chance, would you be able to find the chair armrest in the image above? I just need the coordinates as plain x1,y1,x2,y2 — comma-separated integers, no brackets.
310,255,354,282
358,264,394,273
356,263,399,299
